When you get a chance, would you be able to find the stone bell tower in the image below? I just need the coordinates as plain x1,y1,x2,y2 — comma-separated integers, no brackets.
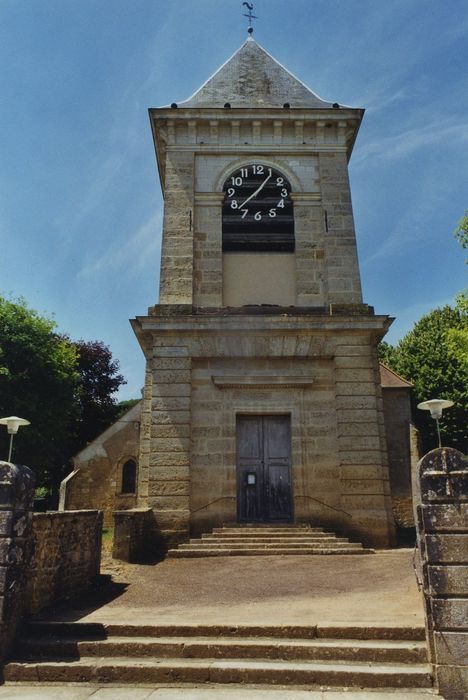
132,36,396,552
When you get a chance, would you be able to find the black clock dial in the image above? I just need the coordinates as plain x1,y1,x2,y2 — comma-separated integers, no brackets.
222,164,294,252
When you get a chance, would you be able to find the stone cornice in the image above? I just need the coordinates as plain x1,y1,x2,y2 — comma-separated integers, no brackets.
166,144,348,154
194,193,224,205
131,312,392,336
150,107,363,122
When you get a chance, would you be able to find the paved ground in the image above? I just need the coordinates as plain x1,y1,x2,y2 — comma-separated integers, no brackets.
0,685,439,699
38,549,424,628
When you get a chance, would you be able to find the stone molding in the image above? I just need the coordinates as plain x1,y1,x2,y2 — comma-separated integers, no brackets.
212,375,314,389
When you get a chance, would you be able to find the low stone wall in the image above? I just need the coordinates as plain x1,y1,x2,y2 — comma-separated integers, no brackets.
26,510,102,615
113,508,153,562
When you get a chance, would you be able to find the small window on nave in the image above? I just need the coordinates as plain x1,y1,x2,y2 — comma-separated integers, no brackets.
222,164,294,252
121,459,137,494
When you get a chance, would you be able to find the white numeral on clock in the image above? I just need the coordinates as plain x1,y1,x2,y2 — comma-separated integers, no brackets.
231,176,243,186
253,165,264,175
277,199,285,208
240,168,248,177
276,177,284,185
281,188,288,197
254,211,262,221
269,208,277,217
227,187,235,197
231,200,238,209
241,208,248,218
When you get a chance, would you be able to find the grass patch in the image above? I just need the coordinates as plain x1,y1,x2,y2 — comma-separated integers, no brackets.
102,528,114,542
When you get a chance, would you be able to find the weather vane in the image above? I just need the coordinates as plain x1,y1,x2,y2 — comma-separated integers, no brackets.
242,2,257,34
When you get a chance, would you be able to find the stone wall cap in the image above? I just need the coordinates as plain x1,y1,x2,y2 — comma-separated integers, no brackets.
113,508,152,515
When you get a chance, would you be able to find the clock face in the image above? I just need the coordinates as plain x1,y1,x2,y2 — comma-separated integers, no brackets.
222,164,294,252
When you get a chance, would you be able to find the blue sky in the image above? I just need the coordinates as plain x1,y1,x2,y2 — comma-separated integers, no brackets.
1,0,467,400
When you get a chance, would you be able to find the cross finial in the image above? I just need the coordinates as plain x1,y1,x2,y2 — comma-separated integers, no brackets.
242,2,257,35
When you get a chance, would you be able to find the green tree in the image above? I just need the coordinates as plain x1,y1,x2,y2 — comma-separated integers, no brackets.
379,297,468,453
71,340,126,453
454,210,468,260
0,297,78,487
115,398,140,418
0,297,129,491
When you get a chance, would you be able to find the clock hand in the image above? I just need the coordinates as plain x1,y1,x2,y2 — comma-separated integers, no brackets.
239,173,271,209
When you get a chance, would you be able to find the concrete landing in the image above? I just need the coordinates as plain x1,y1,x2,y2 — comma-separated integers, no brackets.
39,549,424,629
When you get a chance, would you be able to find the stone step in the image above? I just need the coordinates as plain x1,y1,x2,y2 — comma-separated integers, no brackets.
168,547,373,557
3,656,433,687
20,622,428,641
211,528,323,535
198,535,349,544
170,525,373,557
181,542,362,550
14,635,428,664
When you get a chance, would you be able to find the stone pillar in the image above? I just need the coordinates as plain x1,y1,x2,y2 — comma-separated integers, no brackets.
148,344,191,553
0,461,35,661
416,447,468,699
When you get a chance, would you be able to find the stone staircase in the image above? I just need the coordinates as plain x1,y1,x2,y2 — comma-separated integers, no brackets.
3,621,436,693
168,524,374,557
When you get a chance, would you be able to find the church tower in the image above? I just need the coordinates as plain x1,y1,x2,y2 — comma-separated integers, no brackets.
132,36,396,551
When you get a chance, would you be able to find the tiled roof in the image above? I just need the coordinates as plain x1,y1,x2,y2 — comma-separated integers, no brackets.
380,363,413,389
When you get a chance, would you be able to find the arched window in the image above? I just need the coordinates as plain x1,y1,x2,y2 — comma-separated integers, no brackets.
121,459,137,494
222,164,294,252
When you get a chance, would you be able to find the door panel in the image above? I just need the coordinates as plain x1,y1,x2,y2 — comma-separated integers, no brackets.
237,415,292,522
264,416,292,520
237,416,264,521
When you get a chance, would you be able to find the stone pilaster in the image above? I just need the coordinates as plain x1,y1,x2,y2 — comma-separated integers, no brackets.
137,363,153,506
319,152,363,305
293,196,325,306
159,151,195,304
148,344,191,551
193,194,223,306
334,334,396,547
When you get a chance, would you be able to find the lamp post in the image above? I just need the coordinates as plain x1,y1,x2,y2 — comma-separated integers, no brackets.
417,399,454,448
0,416,31,462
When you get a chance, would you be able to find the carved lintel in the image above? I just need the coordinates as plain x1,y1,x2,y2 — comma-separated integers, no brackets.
212,375,314,389
295,120,304,144
209,120,219,144
231,120,240,143
273,120,283,145
188,121,197,142
252,120,261,141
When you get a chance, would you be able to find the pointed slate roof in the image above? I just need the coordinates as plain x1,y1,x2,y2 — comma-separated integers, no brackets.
177,36,334,109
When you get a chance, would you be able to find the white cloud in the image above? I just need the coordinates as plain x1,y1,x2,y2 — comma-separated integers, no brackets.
77,209,163,279
354,117,468,168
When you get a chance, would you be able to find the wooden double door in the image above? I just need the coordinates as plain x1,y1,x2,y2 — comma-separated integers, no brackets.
237,415,292,522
